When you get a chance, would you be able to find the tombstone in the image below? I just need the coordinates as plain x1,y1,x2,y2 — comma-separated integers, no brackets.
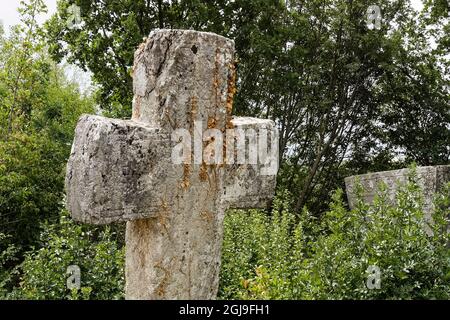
345,166,450,222
65,29,279,300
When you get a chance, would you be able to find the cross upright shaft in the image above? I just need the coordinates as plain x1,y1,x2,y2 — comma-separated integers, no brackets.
65,29,279,300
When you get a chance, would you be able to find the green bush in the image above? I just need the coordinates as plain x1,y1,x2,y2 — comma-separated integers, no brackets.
4,171,449,300
219,176,450,300
16,212,125,300
0,233,20,298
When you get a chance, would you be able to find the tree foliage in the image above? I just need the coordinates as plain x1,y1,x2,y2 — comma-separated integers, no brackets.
17,212,124,300
0,0,95,266
220,174,450,300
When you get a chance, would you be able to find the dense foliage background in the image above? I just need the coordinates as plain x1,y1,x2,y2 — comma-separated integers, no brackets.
0,0,448,300
220,176,450,300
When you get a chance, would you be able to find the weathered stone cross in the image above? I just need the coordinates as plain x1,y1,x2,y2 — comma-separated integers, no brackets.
65,30,278,300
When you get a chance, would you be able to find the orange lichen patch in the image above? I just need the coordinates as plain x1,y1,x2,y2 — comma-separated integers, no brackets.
226,62,237,122
199,162,209,182
222,132,234,166
181,163,192,190
207,116,217,129
189,96,198,133
227,63,236,116
221,143,228,167
132,218,156,268
213,48,220,102
222,62,237,163
154,257,174,298
157,199,171,235
155,277,167,297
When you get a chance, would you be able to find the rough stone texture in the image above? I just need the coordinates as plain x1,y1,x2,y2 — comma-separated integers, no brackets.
345,166,450,221
66,115,171,225
65,29,279,300
222,117,279,209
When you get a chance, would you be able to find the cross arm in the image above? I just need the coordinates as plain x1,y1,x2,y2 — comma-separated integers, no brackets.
222,117,279,210
65,115,171,225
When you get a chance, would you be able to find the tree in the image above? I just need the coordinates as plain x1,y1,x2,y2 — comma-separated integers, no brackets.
374,0,450,165
0,0,95,256
0,0,47,137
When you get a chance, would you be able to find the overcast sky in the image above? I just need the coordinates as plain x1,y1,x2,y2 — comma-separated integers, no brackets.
0,0,57,31
0,0,425,32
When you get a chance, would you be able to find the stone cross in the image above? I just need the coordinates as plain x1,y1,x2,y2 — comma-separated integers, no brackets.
65,30,279,300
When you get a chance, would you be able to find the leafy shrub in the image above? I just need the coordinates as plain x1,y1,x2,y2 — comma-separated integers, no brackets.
4,170,449,300
0,233,20,299
219,174,450,300
16,212,125,300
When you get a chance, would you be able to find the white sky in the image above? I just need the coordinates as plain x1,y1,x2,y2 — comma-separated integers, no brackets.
0,0,425,32
0,0,57,31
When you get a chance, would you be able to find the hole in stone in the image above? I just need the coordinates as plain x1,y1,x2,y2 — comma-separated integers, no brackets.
191,45,198,54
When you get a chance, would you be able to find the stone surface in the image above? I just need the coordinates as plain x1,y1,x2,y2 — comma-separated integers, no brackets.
66,115,171,225
65,29,279,300
222,117,279,209
345,166,450,219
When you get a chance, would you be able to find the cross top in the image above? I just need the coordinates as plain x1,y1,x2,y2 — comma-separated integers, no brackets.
66,29,279,300
132,30,234,132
